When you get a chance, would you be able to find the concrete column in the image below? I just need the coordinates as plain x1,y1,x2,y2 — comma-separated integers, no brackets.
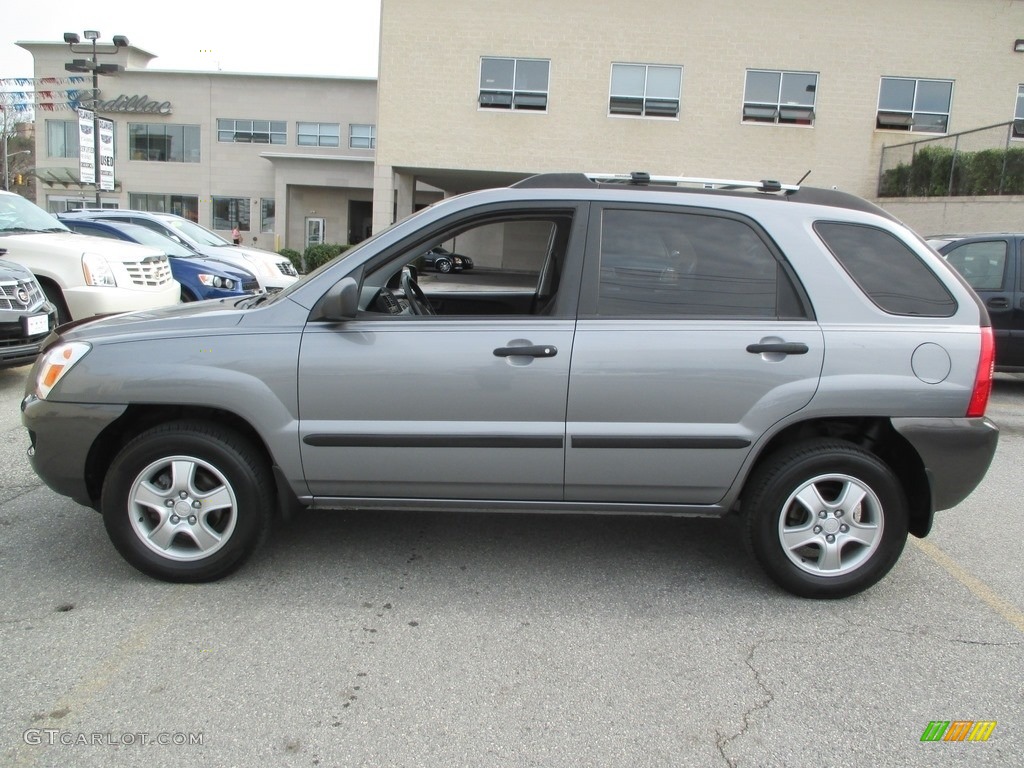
372,163,395,234
395,171,415,222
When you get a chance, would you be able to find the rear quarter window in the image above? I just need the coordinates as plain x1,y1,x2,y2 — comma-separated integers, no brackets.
814,221,956,317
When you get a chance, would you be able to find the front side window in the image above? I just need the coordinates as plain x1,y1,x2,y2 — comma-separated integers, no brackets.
743,70,817,125
815,221,956,316
212,197,251,231
479,57,550,111
217,119,286,144
46,120,79,158
877,77,953,133
128,193,200,222
943,240,1008,291
297,122,340,147
609,64,682,118
349,124,376,149
129,123,200,162
359,211,576,318
596,209,805,318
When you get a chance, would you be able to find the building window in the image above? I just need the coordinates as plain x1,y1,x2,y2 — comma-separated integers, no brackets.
349,124,376,149
742,70,817,125
260,199,275,233
1013,85,1024,139
212,197,251,231
876,77,953,133
46,120,79,158
129,193,200,222
217,119,286,144
479,57,550,111
609,64,682,118
129,123,200,162
297,122,341,147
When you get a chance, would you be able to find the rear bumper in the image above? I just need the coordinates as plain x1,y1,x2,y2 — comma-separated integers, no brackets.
891,416,999,513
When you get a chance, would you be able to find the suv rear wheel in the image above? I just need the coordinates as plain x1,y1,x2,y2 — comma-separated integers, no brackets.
101,421,272,582
742,439,909,598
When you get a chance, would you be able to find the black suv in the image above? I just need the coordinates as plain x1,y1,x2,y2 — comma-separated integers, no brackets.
930,233,1024,372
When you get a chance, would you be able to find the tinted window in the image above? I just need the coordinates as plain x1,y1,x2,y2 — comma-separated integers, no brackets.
815,221,956,316
943,240,1008,291
597,209,804,318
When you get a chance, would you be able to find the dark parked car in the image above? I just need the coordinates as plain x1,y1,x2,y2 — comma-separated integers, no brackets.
423,245,474,273
59,217,261,302
0,251,56,369
929,233,1024,372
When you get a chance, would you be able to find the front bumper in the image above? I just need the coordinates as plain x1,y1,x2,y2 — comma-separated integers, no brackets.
21,393,127,509
63,282,181,322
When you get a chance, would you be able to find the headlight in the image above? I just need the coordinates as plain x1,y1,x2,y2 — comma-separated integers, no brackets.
34,341,91,399
197,274,235,289
81,252,117,287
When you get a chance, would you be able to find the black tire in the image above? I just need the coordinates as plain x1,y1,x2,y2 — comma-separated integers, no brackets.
41,283,71,325
180,287,198,303
436,258,453,273
101,421,273,582
742,439,909,599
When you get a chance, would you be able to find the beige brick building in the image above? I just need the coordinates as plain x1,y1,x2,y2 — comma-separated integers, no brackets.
374,0,1024,235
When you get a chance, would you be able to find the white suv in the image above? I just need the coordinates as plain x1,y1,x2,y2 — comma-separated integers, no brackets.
59,209,299,292
0,191,180,324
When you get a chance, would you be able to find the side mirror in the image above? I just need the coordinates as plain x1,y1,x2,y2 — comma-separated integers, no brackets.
312,276,360,321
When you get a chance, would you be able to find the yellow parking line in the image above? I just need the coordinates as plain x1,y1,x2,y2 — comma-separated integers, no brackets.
912,538,1024,634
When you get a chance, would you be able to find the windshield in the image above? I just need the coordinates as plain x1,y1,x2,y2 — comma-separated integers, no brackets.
115,223,196,258
159,215,232,247
0,194,70,234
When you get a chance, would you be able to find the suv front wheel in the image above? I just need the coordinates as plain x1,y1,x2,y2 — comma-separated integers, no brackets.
742,439,909,599
101,421,273,582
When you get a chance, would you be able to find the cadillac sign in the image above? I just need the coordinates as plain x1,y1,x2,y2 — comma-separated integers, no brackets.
83,94,173,115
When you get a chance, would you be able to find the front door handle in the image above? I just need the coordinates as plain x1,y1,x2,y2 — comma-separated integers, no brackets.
494,344,558,358
746,342,809,355
987,297,1009,309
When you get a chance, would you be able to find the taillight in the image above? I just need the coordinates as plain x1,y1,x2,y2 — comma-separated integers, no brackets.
966,326,995,418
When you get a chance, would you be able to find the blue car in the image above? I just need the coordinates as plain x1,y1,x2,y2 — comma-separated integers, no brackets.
57,216,261,302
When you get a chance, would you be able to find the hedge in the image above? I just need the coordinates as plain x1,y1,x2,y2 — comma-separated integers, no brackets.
277,244,352,273
880,145,1024,197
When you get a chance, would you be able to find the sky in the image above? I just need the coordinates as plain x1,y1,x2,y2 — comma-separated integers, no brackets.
1,0,381,80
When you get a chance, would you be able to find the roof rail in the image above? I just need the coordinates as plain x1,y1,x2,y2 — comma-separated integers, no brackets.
585,171,798,193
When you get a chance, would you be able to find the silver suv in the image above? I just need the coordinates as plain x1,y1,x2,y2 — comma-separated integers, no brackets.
21,173,999,598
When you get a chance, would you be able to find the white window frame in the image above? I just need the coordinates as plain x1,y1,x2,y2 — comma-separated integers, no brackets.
876,76,953,134
608,63,682,119
742,70,817,126
349,124,376,149
297,122,341,147
216,119,287,144
478,57,550,112
1013,84,1024,139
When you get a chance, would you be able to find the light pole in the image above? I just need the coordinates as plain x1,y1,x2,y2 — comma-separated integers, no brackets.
2,148,31,191
64,31,129,206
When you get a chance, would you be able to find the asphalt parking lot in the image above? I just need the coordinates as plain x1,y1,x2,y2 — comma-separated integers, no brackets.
0,363,1021,767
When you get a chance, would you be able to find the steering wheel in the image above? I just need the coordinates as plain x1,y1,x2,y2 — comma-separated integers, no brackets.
401,268,435,315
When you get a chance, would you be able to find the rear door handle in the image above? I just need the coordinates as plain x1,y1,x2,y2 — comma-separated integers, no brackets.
746,342,809,355
494,344,558,358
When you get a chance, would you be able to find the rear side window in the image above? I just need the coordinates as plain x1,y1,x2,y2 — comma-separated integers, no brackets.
597,208,806,318
942,240,1007,291
815,221,956,316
